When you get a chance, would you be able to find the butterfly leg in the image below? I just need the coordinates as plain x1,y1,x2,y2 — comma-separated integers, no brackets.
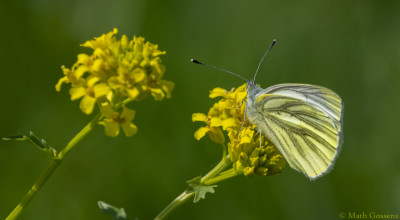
254,130,262,148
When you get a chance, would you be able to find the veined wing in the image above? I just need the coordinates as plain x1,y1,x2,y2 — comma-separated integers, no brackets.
257,83,343,131
254,86,343,179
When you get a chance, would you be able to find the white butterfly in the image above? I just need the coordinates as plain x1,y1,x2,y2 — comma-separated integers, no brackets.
192,40,344,180
246,81,343,180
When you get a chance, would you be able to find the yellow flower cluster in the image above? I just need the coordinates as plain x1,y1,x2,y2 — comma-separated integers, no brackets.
193,84,285,177
56,28,174,137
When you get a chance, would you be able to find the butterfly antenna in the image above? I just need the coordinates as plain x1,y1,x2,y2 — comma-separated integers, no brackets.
191,59,248,82
253,39,276,82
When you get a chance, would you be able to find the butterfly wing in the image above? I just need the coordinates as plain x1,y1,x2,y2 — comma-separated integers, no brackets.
253,83,343,180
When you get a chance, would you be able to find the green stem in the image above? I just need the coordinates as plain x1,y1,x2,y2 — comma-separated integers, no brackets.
220,143,227,160
203,168,240,185
154,190,194,220
58,113,102,160
6,113,102,220
200,155,231,182
6,160,59,220
154,155,240,220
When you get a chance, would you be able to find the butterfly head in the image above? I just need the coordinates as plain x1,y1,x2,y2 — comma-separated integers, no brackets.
246,80,262,105
246,80,257,89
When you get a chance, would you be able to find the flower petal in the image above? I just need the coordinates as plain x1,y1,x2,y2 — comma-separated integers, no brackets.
104,120,120,137
100,103,119,118
208,127,225,145
74,65,89,79
80,95,96,114
69,87,86,100
150,87,165,101
55,77,69,92
87,77,100,87
77,53,90,65
209,87,227,98
131,68,146,83
127,87,140,99
192,113,208,122
122,123,138,137
150,58,165,75
194,127,210,140
210,117,222,127
160,80,175,99
92,59,104,72
222,118,238,130
93,83,110,98
108,76,122,89
121,107,136,121
120,34,129,50
239,128,254,145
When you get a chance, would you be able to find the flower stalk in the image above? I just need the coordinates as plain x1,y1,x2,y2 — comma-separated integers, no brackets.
6,113,102,220
154,155,240,220
154,190,194,220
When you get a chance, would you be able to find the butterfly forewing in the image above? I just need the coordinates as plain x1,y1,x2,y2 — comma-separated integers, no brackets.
253,84,343,179
259,83,343,131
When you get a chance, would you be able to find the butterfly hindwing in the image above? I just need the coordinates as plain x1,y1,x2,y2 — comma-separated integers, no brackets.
253,84,343,179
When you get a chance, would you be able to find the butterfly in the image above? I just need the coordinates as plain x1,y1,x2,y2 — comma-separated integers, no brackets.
191,40,343,180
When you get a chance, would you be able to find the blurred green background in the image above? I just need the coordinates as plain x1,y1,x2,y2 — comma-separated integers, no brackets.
1,0,400,219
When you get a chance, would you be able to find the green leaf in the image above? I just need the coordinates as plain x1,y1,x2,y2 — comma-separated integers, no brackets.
98,201,129,220
192,185,217,203
2,131,57,159
187,176,217,203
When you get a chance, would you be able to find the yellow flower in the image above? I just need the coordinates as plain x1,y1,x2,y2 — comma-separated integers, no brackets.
57,28,174,137
193,83,285,177
192,113,225,145
56,28,174,111
100,104,137,137
69,77,110,115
